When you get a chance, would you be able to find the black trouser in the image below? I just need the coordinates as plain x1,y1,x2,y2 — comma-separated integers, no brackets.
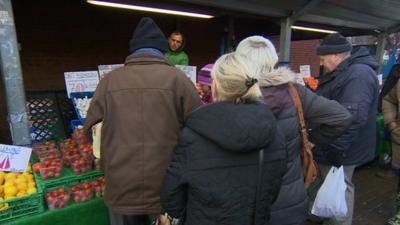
109,209,157,225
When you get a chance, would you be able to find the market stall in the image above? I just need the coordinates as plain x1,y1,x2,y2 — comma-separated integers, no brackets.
0,68,109,223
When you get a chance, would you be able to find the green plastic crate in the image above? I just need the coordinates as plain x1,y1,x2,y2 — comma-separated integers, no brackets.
34,168,103,192
0,190,45,223
34,168,103,210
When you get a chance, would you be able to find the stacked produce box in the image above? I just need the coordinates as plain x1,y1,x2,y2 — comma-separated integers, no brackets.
0,91,104,223
32,126,104,211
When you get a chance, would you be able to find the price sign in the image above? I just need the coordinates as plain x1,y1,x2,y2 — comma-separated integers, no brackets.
0,144,32,173
64,71,100,98
175,65,197,84
98,64,124,79
300,65,311,77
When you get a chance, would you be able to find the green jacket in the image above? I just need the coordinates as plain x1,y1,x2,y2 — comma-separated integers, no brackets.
165,50,189,66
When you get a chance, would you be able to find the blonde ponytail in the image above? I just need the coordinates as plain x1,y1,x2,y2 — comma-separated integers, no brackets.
211,53,262,103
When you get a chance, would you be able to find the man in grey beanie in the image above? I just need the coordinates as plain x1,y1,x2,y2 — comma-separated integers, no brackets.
311,33,379,225
85,17,200,225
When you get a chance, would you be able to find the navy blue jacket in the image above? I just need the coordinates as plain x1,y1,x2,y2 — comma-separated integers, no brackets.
315,47,379,166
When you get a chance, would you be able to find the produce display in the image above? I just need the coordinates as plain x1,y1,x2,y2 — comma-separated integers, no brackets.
32,141,57,159
0,110,105,221
79,143,94,161
60,139,80,167
0,166,38,211
40,158,62,179
71,157,92,174
71,182,93,203
45,188,70,210
72,127,89,145
30,125,104,208
63,149,80,167
92,176,105,197
59,139,78,152
303,77,319,91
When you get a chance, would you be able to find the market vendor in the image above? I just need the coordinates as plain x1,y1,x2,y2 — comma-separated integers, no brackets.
165,31,189,66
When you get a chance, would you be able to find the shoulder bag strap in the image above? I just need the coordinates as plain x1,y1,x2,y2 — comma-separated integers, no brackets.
287,83,311,148
253,149,264,225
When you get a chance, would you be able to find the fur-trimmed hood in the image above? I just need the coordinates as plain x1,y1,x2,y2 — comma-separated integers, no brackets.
259,67,304,87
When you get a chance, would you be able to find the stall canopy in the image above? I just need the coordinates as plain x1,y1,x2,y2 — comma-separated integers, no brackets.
172,0,400,34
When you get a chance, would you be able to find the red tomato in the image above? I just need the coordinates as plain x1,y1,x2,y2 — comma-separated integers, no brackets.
92,181,100,187
71,186,79,193
82,182,91,189
33,163,40,173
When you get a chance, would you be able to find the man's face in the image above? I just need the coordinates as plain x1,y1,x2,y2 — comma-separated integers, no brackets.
168,34,183,51
319,54,340,73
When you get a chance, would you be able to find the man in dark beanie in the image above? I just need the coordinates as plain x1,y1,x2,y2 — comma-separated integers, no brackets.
311,33,379,225
84,17,201,225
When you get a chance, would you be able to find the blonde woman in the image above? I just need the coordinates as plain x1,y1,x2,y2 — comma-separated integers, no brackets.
161,53,287,225
236,36,352,225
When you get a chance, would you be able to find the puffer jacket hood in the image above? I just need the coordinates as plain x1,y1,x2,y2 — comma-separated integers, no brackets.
349,46,379,70
186,101,276,152
333,46,378,73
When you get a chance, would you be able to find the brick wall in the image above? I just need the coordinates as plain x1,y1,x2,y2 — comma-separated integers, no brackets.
290,39,321,76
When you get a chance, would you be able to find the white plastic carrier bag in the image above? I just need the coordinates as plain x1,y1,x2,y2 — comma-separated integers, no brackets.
311,166,348,220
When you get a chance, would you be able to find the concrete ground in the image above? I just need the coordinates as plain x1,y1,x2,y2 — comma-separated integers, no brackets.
305,161,397,225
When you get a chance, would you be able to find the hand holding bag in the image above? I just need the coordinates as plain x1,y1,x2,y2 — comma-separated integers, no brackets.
153,213,172,225
311,166,348,220
288,83,318,187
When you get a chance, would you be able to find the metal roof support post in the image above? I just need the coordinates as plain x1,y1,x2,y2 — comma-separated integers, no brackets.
227,16,235,53
279,17,292,64
0,0,30,146
376,32,387,74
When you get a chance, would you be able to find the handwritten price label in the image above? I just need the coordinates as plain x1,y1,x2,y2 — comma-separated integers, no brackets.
64,71,100,98
0,144,32,173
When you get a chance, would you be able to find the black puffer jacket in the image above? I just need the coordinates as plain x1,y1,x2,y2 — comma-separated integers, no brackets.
260,68,352,225
161,101,287,225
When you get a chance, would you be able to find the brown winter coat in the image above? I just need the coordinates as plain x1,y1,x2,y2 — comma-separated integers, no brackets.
84,53,201,214
382,81,400,168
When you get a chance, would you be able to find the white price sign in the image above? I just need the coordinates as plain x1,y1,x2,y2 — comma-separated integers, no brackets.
0,144,32,173
64,71,100,98
300,65,311,77
175,65,197,84
98,64,124,80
